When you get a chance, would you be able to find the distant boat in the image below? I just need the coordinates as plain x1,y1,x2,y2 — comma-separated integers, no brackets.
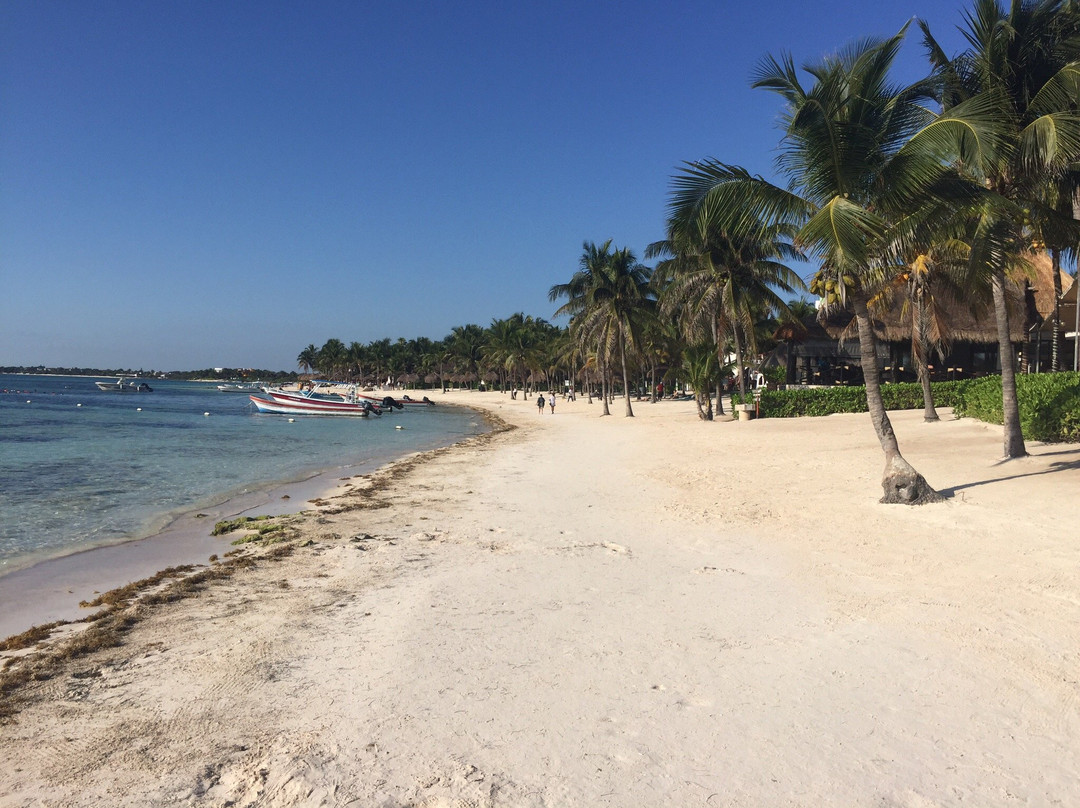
95,377,153,393
217,382,266,393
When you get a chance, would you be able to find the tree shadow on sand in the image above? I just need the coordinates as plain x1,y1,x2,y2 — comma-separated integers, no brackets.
938,450,1080,497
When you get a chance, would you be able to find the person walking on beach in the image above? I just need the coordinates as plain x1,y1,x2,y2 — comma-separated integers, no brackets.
548,393,556,414
537,393,545,414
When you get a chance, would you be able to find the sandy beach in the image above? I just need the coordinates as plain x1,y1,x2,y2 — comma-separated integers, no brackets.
2,390,1078,807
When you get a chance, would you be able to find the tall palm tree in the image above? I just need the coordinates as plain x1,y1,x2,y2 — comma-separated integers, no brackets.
682,342,721,420
649,212,803,408
671,29,1003,502
317,338,347,380
551,240,656,416
920,0,1080,457
447,324,488,388
297,344,318,376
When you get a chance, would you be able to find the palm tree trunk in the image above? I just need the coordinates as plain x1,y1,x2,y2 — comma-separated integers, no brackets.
913,294,939,422
733,325,747,410
990,267,1027,458
853,295,943,504
600,361,610,416
712,322,726,416
1051,248,1063,373
618,324,634,417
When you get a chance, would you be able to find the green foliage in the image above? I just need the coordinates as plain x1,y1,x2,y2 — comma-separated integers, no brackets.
952,373,1080,443
734,380,967,417
733,374,1080,443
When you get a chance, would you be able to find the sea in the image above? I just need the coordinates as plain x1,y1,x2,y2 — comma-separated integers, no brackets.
0,374,488,578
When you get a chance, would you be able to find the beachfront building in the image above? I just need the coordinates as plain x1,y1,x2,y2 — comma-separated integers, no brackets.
772,254,1077,385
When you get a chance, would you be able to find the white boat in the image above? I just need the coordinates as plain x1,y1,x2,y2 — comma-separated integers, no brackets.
249,394,376,416
95,377,153,393
217,382,266,393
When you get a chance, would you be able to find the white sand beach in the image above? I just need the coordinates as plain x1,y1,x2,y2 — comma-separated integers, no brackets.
2,391,1078,807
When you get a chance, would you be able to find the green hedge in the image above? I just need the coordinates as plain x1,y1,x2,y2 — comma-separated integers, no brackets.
733,373,1079,442
951,372,1080,443
734,380,967,418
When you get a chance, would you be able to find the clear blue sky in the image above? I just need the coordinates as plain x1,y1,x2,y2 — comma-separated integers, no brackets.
2,1,969,371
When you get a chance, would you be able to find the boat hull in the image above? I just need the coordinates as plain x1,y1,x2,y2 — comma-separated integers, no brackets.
249,395,371,416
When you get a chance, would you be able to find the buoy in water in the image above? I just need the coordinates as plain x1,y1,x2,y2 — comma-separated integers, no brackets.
395,425,404,430
77,403,82,407
26,400,31,404
288,418,295,423
203,412,210,416
136,407,142,411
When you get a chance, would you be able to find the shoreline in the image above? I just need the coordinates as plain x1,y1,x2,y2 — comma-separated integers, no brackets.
2,391,1078,806
0,397,497,640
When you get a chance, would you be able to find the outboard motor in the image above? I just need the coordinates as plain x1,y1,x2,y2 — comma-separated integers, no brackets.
363,401,381,416
422,396,434,405
382,396,403,411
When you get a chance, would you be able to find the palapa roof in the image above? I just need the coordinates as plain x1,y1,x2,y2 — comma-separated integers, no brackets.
820,252,1071,345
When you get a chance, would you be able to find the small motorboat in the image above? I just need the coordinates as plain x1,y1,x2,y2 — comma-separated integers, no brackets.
249,394,379,416
95,377,153,393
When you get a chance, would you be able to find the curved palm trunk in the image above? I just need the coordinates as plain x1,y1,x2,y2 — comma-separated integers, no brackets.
853,296,943,504
618,323,634,417
989,268,1027,458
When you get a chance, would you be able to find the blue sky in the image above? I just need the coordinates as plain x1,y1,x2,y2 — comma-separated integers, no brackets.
2,1,970,371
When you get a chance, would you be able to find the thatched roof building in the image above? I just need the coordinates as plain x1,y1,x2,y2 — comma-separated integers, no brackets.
821,253,1071,345
773,253,1077,383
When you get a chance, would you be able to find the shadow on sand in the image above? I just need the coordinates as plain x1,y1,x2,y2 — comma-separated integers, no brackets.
938,447,1080,498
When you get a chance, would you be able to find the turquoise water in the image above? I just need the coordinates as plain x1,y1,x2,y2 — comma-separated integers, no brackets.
0,374,486,575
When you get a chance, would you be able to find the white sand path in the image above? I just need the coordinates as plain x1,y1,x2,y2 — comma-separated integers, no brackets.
1,392,1078,806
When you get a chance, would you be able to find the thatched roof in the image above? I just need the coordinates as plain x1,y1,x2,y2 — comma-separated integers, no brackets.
821,252,1067,344
1036,274,1077,335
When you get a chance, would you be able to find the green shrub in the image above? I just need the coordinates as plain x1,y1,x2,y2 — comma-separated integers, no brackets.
734,373,1079,442
733,380,967,418
953,372,1080,443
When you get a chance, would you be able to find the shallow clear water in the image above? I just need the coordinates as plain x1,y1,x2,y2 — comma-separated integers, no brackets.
0,375,486,574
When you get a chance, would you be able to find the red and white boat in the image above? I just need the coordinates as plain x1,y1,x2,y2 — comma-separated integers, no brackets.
249,394,377,416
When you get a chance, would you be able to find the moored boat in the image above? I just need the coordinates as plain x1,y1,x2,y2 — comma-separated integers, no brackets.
95,377,153,392
249,394,378,416
217,382,266,393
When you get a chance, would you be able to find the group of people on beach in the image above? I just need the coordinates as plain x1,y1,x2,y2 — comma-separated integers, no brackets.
537,392,556,414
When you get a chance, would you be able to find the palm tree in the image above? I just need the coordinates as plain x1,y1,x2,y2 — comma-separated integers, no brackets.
297,344,318,376
920,0,1080,457
670,29,1001,502
317,338,347,380
551,240,656,417
682,343,721,420
485,313,548,396
649,211,803,410
447,324,488,388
